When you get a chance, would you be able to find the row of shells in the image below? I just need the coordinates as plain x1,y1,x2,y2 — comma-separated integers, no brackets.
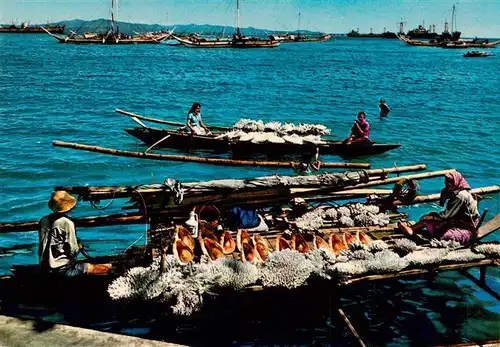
172,226,374,265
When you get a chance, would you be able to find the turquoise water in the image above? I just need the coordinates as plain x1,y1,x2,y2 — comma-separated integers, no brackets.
0,35,499,344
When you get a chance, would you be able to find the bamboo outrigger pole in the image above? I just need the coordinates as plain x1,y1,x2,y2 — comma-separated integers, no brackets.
52,140,371,169
116,109,231,131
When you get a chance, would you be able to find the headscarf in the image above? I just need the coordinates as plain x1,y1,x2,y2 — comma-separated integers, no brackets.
439,171,471,206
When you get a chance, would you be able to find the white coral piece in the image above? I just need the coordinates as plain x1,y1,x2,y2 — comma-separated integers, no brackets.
404,248,449,267
473,243,500,258
305,249,337,280
367,240,389,253
331,260,369,278
208,257,260,290
430,239,462,249
365,250,408,274
295,208,326,231
339,216,354,227
260,249,313,288
351,249,374,260
264,121,281,132
394,239,419,254
337,206,351,218
324,207,338,220
444,249,485,262
282,134,304,145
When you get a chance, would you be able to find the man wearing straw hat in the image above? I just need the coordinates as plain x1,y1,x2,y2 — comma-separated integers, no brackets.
39,191,111,276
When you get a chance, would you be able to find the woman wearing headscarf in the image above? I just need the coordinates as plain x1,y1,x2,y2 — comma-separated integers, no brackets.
398,171,480,244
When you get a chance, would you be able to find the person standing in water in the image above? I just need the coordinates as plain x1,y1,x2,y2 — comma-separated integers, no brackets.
186,102,211,135
379,99,391,117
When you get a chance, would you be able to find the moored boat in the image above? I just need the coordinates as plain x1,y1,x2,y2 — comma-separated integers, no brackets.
0,22,65,34
464,51,491,57
124,126,401,158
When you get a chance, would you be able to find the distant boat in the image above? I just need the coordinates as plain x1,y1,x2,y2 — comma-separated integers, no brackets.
346,28,397,39
0,22,64,34
406,25,439,40
268,13,332,43
172,0,279,48
464,51,491,57
397,5,500,49
42,0,172,44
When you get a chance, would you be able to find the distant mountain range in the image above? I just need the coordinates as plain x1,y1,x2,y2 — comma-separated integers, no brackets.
55,19,325,36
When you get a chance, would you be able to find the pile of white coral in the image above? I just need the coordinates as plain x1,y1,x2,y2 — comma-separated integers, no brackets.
295,203,391,231
233,119,330,136
108,241,500,316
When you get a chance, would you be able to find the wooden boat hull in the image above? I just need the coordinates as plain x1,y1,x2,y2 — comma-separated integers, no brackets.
397,34,500,49
42,28,172,45
124,127,400,158
173,35,279,48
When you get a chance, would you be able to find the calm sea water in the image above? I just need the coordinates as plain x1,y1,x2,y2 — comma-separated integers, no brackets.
0,35,499,345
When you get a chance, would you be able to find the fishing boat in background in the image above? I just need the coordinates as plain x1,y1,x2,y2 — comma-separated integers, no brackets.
406,24,438,40
268,13,332,43
42,0,172,44
0,22,65,34
464,51,492,57
172,0,279,48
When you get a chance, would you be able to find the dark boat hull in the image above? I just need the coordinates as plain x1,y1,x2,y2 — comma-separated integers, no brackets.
125,127,400,158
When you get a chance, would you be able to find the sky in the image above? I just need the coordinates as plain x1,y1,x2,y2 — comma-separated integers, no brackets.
1,0,499,37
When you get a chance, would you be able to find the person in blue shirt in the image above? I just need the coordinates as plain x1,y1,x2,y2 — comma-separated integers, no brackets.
186,102,211,135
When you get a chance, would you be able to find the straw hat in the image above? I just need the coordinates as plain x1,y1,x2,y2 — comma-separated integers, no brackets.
48,191,76,213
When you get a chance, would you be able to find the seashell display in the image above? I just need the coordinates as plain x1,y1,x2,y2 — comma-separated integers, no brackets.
241,242,260,263
329,233,347,255
313,235,332,253
275,235,291,251
220,231,236,255
252,234,270,261
200,237,225,261
175,225,195,250
291,234,310,253
172,240,195,265
342,232,355,247
283,134,304,145
237,230,251,252
356,231,372,245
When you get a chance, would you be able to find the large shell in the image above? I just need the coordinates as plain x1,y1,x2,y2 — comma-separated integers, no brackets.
220,231,236,255
313,235,332,253
241,242,260,263
237,230,251,252
200,238,225,261
252,234,270,261
356,231,372,245
291,234,309,253
275,235,291,251
172,240,194,265
175,225,195,250
329,233,347,255
342,232,355,247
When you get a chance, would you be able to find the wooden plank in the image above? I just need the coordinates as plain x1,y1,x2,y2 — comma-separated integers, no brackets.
338,308,367,347
478,213,500,239
459,268,500,301
52,140,370,169
393,186,500,206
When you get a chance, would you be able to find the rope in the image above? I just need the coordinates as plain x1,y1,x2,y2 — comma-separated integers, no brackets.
90,190,116,210
122,186,149,255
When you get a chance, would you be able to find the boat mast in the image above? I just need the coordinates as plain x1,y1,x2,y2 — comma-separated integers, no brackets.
298,12,301,35
451,4,456,33
236,0,240,36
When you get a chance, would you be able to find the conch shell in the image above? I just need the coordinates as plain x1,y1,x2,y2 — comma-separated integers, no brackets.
313,235,331,253
200,228,219,243
252,234,270,261
220,231,236,255
291,234,309,253
329,233,347,255
275,235,291,251
172,240,194,265
356,231,372,245
200,237,224,261
175,225,195,250
342,232,355,247
241,242,260,263
236,230,251,252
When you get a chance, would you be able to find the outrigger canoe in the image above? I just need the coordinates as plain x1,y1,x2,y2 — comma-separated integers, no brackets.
124,126,401,158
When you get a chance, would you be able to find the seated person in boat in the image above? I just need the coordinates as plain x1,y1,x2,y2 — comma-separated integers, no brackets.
379,99,391,117
398,172,480,245
344,111,370,144
186,102,211,135
39,191,112,276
